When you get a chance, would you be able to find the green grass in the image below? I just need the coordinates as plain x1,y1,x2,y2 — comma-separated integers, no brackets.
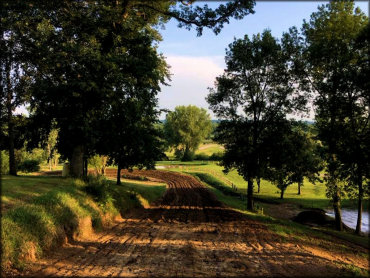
195,143,224,156
158,163,367,210
156,160,214,166
163,141,224,160
1,175,166,271
193,173,369,261
1,175,83,210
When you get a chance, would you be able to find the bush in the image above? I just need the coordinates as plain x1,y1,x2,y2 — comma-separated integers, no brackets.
1,150,9,174
181,149,195,161
17,160,40,173
27,148,46,164
194,153,210,160
83,176,109,198
209,151,224,161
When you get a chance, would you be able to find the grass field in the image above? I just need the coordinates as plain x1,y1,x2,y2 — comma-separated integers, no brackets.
195,143,224,156
164,142,224,160
191,171,370,250
155,162,367,210
1,175,166,270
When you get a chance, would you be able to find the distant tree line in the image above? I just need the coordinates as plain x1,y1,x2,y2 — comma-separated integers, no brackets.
208,1,369,234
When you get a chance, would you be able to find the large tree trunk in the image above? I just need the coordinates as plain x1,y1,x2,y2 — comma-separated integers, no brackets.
298,181,302,195
6,59,16,176
247,178,254,210
116,164,121,185
257,177,261,193
355,178,363,235
70,145,84,177
333,186,343,231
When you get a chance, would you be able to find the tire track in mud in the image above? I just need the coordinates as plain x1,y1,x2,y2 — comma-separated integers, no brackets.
25,169,368,277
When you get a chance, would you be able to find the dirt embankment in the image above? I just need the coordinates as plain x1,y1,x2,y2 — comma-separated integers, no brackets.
22,170,368,277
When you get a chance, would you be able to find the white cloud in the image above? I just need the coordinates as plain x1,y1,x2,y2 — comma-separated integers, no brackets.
159,55,225,119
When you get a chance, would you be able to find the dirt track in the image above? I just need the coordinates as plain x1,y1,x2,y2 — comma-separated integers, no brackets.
25,170,368,277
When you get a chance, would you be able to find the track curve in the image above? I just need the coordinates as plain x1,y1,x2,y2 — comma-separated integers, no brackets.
24,169,368,277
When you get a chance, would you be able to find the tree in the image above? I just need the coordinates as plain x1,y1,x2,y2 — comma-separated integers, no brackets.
301,0,368,231
88,155,108,176
44,128,58,171
0,5,31,175
164,105,212,161
2,0,255,177
101,98,165,185
207,30,307,210
265,121,323,199
334,21,370,235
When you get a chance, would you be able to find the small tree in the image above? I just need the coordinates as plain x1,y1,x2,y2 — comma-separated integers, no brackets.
265,122,323,199
88,155,108,176
100,96,165,185
45,128,59,171
164,105,212,161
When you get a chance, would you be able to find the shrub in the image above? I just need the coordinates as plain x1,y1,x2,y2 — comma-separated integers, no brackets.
194,153,210,161
209,151,224,161
17,160,40,173
1,150,9,174
181,150,195,161
83,175,111,202
27,148,46,163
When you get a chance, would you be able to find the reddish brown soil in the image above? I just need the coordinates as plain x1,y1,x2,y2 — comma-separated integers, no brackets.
19,170,368,277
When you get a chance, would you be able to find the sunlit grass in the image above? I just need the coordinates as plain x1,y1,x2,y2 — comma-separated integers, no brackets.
1,175,166,270
195,143,224,156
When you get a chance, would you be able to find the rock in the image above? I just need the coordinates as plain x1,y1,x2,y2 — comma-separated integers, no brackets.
293,210,333,226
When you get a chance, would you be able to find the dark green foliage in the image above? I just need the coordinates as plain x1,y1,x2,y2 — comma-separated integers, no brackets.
181,149,195,162
83,175,112,203
17,159,40,173
207,30,307,210
1,0,255,178
194,153,209,161
193,152,223,161
300,1,368,232
265,122,323,199
209,152,224,161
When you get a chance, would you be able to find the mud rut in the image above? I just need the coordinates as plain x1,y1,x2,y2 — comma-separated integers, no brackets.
27,170,367,277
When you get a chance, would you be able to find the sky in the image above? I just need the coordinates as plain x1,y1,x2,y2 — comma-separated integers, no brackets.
156,1,369,120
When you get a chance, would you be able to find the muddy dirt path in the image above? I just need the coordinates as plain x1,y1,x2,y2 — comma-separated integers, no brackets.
25,170,368,277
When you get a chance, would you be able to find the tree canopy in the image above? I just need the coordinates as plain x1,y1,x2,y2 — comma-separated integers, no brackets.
301,0,368,232
164,105,212,161
207,29,307,210
1,0,256,177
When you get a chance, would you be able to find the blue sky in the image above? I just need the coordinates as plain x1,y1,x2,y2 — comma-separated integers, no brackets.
157,1,369,119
